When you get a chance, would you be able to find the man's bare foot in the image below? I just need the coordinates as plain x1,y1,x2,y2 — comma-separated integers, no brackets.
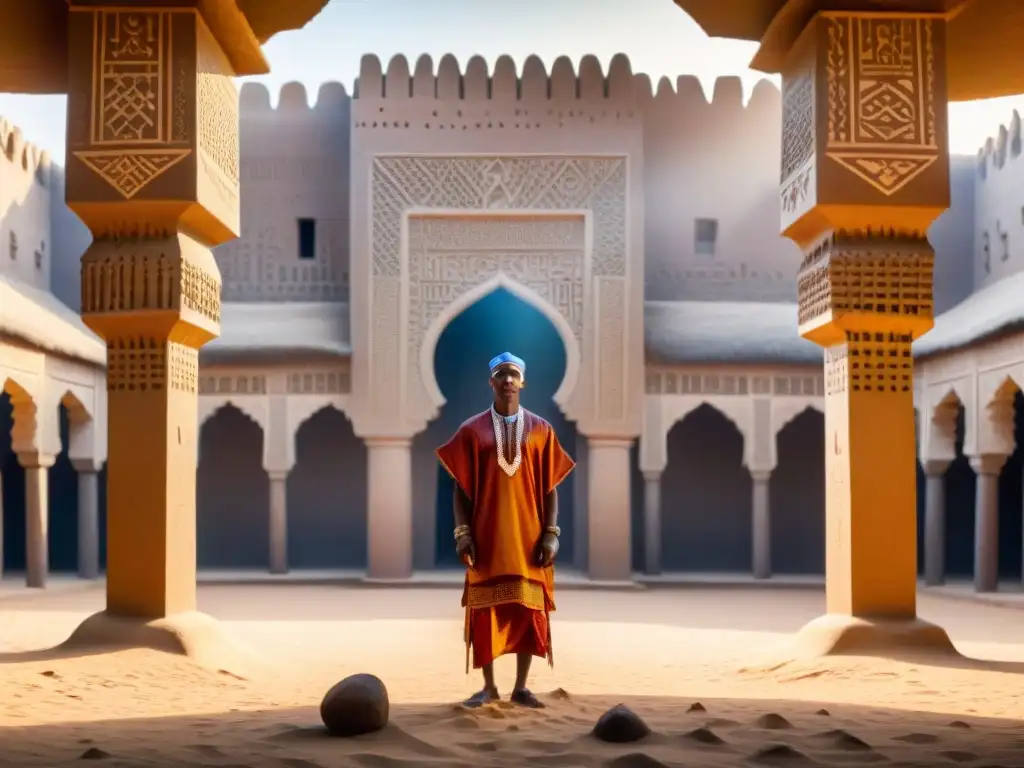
510,688,546,709
462,688,500,708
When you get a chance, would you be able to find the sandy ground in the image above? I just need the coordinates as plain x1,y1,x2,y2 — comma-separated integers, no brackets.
2,584,1024,767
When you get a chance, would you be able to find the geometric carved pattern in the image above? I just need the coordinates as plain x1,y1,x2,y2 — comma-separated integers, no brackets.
644,369,824,397
825,15,938,196
797,235,934,329
78,10,193,199
781,71,814,183
846,331,914,394
106,337,167,392
81,248,221,324
74,149,190,199
372,156,626,277
406,216,585,408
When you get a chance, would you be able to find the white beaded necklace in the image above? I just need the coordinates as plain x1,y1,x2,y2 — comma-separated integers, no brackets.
491,406,524,477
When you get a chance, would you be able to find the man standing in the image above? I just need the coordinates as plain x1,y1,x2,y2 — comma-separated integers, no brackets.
436,352,575,709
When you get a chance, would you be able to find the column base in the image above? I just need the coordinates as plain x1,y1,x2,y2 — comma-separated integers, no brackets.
60,610,256,676
788,613,958,659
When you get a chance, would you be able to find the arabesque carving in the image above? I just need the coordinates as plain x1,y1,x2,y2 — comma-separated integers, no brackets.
825,15,938,196
371,156,626,277
74,10,193,199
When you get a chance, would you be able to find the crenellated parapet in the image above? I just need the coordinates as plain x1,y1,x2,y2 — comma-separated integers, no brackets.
353,52,635,103
0,116,51,188
976,110,1023,179
633,73,781,117
973,110,1024,290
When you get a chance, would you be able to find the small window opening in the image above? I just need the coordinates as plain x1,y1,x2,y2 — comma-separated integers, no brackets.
298,218,317,260
694,218,718,258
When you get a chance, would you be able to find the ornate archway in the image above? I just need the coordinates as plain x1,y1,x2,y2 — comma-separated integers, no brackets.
356,154,639,438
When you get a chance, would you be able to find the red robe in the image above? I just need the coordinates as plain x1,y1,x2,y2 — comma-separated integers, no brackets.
436,409,575,670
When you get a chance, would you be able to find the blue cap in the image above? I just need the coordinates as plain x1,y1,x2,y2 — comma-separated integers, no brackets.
489,352,525,378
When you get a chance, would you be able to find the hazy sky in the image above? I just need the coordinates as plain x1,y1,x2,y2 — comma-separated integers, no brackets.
2,0,1020,164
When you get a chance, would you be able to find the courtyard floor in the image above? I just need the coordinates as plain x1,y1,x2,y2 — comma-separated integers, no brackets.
1,584,1024,767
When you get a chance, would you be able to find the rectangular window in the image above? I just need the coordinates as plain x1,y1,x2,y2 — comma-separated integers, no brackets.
694,217,718,258
298,218,317,260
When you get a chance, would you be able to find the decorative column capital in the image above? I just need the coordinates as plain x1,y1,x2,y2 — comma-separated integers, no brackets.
780,11,949,246
749,468,773,484
363,436,413,450
641,470,662,484
266,469,290,482
65,4,242,244
969,453,1008,477
17,452,56,470
586,436,635,451
71,457,103,474
921,459,950,477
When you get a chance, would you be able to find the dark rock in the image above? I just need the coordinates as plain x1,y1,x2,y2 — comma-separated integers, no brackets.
755,713,793,730
320,673,389,737
948,720,971,729
78,747,111,760
592,704,651,744
815,729,871,751
604,754,668,768
751,744,811,764
686,701,706,713
815,708,830,716
684,726,724,745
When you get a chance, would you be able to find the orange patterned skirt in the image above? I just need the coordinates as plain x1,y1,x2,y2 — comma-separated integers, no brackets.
467,603,550,670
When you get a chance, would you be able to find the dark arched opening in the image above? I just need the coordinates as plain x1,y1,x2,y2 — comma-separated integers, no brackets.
288,406,367,569
770,407,825,574
415,287,576,569
945,403,975,577
196,405,268,569
0,391,26,574
47,404,80,572
661,404,750,572
997,390,1024,579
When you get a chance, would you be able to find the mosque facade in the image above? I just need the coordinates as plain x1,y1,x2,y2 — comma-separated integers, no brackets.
1,53,1022,588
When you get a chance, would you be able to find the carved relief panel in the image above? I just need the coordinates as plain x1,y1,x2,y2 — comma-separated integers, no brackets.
363,155,632,434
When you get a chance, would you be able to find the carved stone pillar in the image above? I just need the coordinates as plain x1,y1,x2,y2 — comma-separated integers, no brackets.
267,470,289,575
366,438,413,580
969,454,1006,593
642,470,661,576
18,452,55,588
750,469,772,580
72,459,102,580
780,11,954,651
587,438,633,582
66,5,240,618
921,459,949,587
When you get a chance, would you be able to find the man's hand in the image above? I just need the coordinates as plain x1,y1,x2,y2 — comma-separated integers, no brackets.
456,533,476,568
537,532,559,567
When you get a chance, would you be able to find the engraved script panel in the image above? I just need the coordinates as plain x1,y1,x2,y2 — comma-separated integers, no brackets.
825,15,938,196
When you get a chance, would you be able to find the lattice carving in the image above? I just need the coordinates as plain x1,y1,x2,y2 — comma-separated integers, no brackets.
287,370,351,395
106,337,167,392
825,347,848,396
796,235,934,329
781,71,814,182
168,343,198,393
371,156,626,277
81,247,221,324
199,375,268,395
644,369,824,398
847,331,913,394
824,15,939,196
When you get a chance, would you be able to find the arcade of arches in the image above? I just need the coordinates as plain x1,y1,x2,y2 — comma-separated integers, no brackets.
3,364,1024,585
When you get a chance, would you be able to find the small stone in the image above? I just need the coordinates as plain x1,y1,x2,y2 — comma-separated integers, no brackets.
320,673,389,737
686,701,706,713
78,747,110,760
815,708,830,716
592,704,651,744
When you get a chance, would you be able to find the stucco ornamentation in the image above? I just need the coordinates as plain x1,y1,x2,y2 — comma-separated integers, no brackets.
371,156,626,277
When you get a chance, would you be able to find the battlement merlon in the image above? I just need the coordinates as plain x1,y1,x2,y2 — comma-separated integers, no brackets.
977,110,1023,179
0,116,52,188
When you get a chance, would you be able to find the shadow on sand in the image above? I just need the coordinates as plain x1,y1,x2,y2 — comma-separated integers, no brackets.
1,691,1022,768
